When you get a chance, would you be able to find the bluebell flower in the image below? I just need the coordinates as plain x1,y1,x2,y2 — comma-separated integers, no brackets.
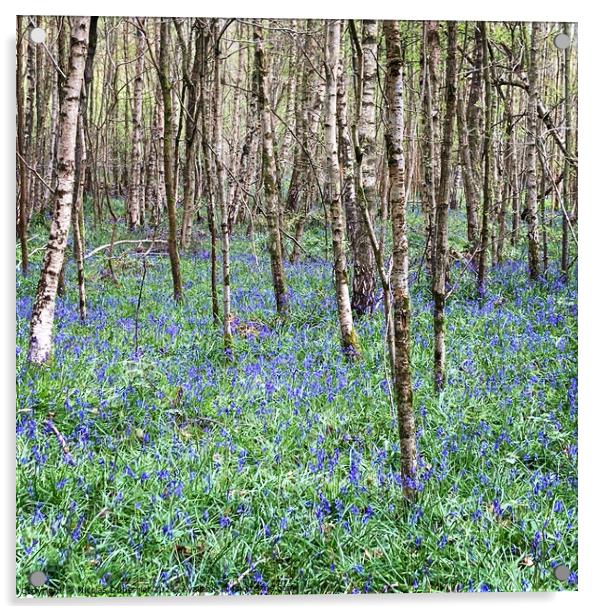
553,500,564,513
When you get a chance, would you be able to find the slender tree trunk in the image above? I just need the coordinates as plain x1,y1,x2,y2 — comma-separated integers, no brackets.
24,22,35,209
28,17,90,365
477,22,492,296
384,20,416,499
497,105,510,263
561,22,573,280
525,22,541,280
255,22,289,316
159,18,184,302
72,115,87,320
325,20,360,357
419,21,441,273
289,23,325,263
213,19,233,348
467,22,484,187
227,27,244,181
31,23,46,215
433,22,457,392
538,152,548,275
145,108,158,225
352,20,378,316
340,32,396,371
154,87,167,222
285,20,311,217
502,82,518,251
510,89,520,247
456,90,479,251
179,18,203,248
198,28,220,324
229,27,260,230
280,21,298,188
490,118,500,267
128,18,145,230
46,53,60,209
16,16,29,275
337,41,360,291
70,16,96,311
449,161,461,211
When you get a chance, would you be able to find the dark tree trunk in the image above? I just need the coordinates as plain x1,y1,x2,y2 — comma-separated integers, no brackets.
255,22,289,317
159,18,184,302
525,22,541,281
433,22,457,392
477,22,492,297
384,20,416,499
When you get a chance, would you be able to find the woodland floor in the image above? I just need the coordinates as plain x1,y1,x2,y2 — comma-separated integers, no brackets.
16,206,578,595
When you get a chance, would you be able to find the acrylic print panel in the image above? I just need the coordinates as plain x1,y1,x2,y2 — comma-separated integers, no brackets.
16,15,577,596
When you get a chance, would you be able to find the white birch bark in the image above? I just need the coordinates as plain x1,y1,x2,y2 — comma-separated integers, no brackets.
384,20,416,497
128,17,145,230
28,17,90,365
325,19,359,356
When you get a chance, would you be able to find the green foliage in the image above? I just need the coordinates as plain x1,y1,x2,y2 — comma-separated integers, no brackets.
16,212,577,595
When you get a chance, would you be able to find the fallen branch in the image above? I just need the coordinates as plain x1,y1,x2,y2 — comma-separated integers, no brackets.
84,239,168,260
44,418,76,466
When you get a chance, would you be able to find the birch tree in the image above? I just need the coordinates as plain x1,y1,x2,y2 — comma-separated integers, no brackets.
525,22,541,280
384,19,416,499
561,22,573,280
432,22,457,392
128,17,145,230
477,22,492,296
16,16,29,275
336,40,359,287
419,21,441,272
28,17,90,365
325,19,360,357
213,18,233,348
158,18,184,302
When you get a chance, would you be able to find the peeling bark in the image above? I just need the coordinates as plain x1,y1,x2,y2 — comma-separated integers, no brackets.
28,17,90,365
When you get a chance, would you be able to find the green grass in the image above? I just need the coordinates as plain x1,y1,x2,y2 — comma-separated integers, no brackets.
16,207,577,595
